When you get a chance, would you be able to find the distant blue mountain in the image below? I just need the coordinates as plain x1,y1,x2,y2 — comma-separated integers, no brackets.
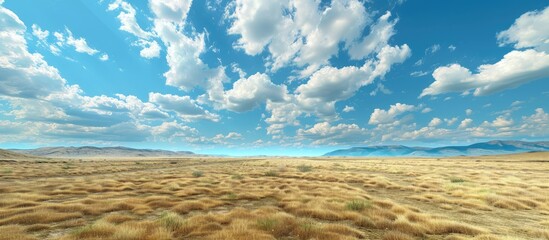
323,140,549,157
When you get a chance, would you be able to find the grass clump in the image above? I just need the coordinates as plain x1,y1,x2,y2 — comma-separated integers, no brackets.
231,174,243,180
192,171,203,178
345,199,371,211
256,218,278,232
450,177,466,183
297,165,313,172
265,170,278,177
158,211,185,231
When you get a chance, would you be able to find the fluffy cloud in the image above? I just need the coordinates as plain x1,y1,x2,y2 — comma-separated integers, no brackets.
108,0,152,39
343,105,355,112
497,6,549,51
228,0,371,73
297,122,368,145
149,92,219,121
295,44,410,118
151,1,227,92
0,5,210,144
137,40,161,59
213,73,289,112
428,117,442,127
349,11,397,59
368,103,416,125
422,6,549,97
0,8,67,98
31,24,49,41
421,50,549,97
63,28,99,55
149,0,192,24
458,118,473,129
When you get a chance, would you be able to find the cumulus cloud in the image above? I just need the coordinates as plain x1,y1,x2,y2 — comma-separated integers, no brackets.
428,117,442,127
458,118,473,129
0,5,206,144
0,8,67,98
31,24,49,41
108,0,152,39
297,122,368,145
497,6,549,51
149,92,219,121
228,0,371,73
63,28,99,55
422,6,549,98
465,109,473,116
295,44,411,118
369,103,416,125
212,73,289,112
421,50,549,97
349,11,396,59
343,105,355,113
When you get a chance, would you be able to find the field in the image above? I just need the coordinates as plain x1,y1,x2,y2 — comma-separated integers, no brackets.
0,152,548,240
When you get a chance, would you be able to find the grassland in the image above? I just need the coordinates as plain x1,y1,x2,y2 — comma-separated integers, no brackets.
0,152,548,240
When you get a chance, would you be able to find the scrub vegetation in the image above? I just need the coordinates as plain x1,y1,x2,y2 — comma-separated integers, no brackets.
0,152,548,239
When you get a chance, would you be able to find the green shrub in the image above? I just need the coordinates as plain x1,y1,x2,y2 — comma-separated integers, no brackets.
345,199,371,211
257,218,278,231
297,165,313,172
192,171,203,178
450,177,466,183
264,170,278,177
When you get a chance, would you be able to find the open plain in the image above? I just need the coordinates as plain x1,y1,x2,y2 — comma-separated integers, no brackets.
0,152,548,240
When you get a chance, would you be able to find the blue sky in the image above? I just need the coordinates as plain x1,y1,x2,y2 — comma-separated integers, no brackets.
0,0,548,156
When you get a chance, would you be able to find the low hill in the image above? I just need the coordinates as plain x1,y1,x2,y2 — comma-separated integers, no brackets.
0,149,36,160
324,140,549,157
11,146,195,158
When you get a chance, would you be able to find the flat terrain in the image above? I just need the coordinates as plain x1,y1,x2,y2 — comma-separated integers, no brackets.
0,152,548,240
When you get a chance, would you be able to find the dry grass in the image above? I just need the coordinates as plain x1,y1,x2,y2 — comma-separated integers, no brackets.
0,152,547,239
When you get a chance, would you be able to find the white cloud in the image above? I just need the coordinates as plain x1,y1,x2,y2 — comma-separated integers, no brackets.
444,117,458,126
228,0,288,55
343,105,355,112
492,116,513,128
151,121,197,140
465,109,473,116
108,0,152,39
410,71,428,77
31,24,49,41
149,0,192,25
149,1,227,92
421,50,549,97
228,0,372,73
426,44,441,54
497,6,549,51
368,103,416,125
99,54,109,61
369,83,392,96
421,107,432,113
458,118,472,129
422,7,549,98
295,44,410,118
215,73,288,112
0,7,67,99
64,28,99,55
448,45,456,51
137,40,161,59
297,122,368,145
349,11,396,59
428,117,442,127
149,92,219,121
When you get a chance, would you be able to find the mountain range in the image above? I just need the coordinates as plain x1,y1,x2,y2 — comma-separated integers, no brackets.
323,140,549,157
10,146,194,158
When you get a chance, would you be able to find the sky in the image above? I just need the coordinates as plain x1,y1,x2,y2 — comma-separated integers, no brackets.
0,0,548,156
